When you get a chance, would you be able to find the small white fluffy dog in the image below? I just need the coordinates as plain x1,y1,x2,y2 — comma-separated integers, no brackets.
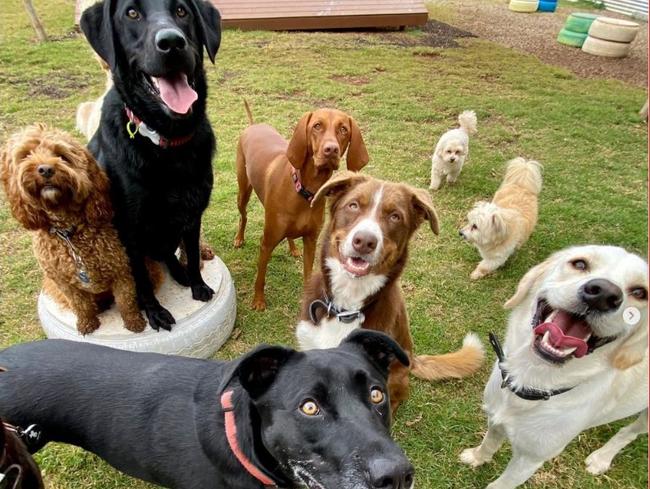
460,245,648,489
460,158,542,280
429,110,477,190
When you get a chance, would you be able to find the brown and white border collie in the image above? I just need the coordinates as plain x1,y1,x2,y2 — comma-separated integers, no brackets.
296,172,484,411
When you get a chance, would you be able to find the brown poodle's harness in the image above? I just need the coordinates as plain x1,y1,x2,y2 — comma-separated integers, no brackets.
49,226,90,285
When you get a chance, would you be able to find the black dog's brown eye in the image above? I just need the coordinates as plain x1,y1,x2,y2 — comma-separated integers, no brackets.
176,6,187,17
631,287,647,301
370,388,384,404
571,259,588,271
300,400,320,416
126,8,140,19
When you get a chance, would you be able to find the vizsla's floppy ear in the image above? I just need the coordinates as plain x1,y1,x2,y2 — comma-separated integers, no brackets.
83,148,113,224
611,316,648,370
504,254,558,309
286,112,312,170
346,117,369,171
189,0,222,63
342,330,410,376
410,186,439,235
310,170,369,208
80,0,117,71
235,344,297,399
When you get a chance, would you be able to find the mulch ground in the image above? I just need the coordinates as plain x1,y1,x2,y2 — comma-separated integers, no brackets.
445,0,648,87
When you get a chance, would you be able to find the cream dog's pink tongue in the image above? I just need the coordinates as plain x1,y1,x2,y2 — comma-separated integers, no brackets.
534,310,591,358
152,73,197,114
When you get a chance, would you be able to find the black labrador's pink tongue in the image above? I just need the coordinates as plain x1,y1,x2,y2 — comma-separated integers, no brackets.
152,73,197,114
534,310,591,358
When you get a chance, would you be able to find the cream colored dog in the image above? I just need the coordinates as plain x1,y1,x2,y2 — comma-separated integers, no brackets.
460,245,648,489
429,110,477,190
460,157,542,280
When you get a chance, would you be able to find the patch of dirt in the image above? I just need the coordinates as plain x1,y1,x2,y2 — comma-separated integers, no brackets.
351,20,475,49
27,74,92,99
329,74,370,85
447,0,647,87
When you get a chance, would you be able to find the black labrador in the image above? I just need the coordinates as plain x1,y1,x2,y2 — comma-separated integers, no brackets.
80,0,221,331
0,331,414,489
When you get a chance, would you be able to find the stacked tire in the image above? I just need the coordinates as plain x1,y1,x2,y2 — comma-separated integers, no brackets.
538,0,557,12
509,0,539,12
557,13,598,47
582,17,640,58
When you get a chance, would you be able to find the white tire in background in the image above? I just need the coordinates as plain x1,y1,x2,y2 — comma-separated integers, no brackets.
588,17,640,43
509,0,539,12
581,35,631,58
39,256,237,358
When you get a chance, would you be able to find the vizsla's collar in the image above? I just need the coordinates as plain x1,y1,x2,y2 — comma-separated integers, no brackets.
290,167,314,202
220,390,278,488
124,107,194,149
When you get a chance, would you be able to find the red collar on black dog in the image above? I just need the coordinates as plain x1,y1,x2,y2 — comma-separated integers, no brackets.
220,390,277,488
124,107,195,149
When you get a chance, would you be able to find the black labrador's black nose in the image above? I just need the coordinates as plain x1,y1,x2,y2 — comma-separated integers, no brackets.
369,458,415,489
580,279,623,312
37,165,54,179
155,28,187,53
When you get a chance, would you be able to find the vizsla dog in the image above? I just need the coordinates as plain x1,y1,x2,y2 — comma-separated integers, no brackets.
234,104,369,310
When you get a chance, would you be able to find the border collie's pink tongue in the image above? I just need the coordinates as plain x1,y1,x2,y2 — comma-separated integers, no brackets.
534,310,591,358
152,73,197,114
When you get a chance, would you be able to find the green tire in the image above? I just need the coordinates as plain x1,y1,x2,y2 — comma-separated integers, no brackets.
564,13,598,33
557,28,588,47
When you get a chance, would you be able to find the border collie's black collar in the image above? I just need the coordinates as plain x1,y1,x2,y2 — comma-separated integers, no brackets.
489,333,574,401
124,107,195,148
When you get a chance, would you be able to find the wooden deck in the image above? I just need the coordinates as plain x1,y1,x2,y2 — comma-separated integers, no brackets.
212,0,429,30
76,0,429,30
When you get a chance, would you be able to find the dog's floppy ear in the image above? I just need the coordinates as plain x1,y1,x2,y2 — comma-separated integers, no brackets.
310,170,369,208
190,0,222,63
410,186,439,235
611,320,648,370
82,149,113,224
491,210,507,238
504,254,558,309
286,112,312,170
345,117,369,172
236,344,296,399
80,0,117,72
342,330,410,376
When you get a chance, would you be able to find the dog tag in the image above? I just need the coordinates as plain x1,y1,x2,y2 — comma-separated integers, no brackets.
126,121,138,139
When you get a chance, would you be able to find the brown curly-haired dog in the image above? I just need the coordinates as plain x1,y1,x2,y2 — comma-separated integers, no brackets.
0,125,149,335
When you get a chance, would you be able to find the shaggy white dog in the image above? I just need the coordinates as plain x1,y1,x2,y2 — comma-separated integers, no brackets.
460,245,648,489
429,110,477,190
460,158,542,280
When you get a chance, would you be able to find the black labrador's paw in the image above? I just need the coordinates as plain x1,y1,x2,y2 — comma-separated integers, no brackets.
145,304,176,331
167,260,191,287
191,282,214,302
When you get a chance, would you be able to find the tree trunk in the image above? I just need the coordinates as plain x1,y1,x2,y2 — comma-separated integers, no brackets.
22,0,48,42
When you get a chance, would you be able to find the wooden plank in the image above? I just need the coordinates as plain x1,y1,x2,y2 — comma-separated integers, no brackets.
220,13,429,30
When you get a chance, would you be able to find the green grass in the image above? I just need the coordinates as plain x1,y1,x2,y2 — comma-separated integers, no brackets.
0,1,647,488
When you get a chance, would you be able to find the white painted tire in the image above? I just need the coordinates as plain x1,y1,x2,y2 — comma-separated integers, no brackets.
588,17,640,43
509,0,539,12
38,256,237,358
581,35,631,58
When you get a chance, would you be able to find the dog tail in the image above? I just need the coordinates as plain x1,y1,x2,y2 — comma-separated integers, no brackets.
503,157,543,195
411,333,484,381
243,99,254,125
458,110,477,135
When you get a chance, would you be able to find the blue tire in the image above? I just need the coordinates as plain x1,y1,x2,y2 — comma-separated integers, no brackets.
538,0,557,11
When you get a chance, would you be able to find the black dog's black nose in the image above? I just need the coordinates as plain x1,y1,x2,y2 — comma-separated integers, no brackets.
38,165,54,179
155,28,187,53
580,279,623,312
369,458,415,489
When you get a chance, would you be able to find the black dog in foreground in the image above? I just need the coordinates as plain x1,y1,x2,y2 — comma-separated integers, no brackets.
0,331,414,489
80,0,221,331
